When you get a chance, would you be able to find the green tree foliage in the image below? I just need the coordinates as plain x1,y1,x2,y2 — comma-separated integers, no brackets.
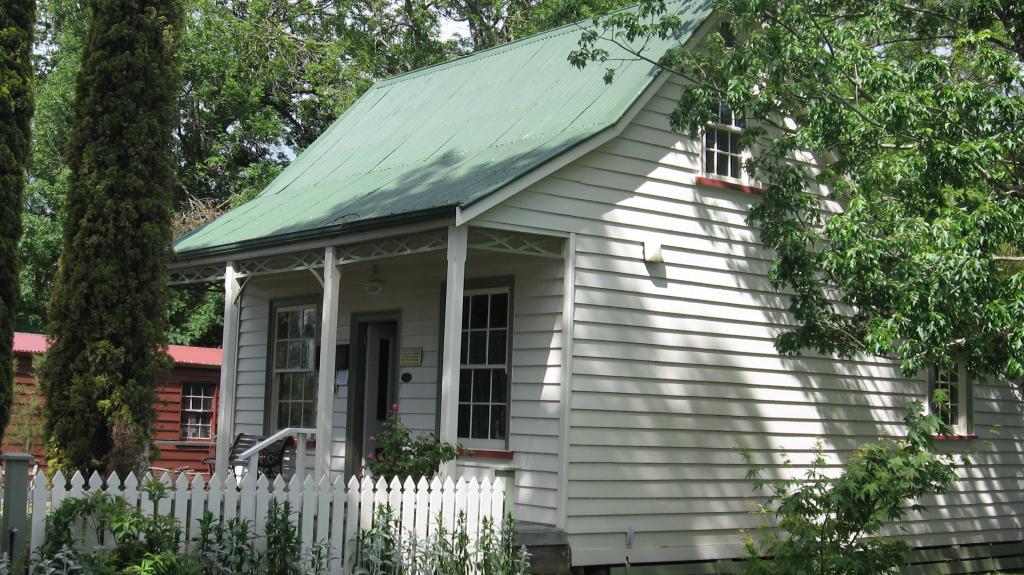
0,0,36,447
572,0,1024,380
18,0,87,335
740,404,961,574
39,0,183,476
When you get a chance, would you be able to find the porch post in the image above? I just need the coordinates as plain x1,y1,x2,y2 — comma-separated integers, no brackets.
315,247,341,480
214,261,241,476
439,225,467,476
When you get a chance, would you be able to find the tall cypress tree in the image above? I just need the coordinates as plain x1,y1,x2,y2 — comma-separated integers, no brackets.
0,1,36,448
40,0,182,476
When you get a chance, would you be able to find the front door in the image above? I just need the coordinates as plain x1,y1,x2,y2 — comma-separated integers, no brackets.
362,321,398,459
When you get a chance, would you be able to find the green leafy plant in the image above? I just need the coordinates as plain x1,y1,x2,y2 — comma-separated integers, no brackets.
365,405,460,480
353,505,529,575
188,512,260,574
740,402,964,575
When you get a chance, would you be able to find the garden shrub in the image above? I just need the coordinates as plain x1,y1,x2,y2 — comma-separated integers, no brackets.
740,402,963,575
365,405,460,480
353,504,529,575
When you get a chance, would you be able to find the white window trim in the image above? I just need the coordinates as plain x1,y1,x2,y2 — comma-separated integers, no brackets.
701,102,755,187
269,302,319,431
927,361,974,435
457,286,512,450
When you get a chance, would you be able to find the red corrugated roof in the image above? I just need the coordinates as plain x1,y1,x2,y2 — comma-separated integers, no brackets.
12,333,221,367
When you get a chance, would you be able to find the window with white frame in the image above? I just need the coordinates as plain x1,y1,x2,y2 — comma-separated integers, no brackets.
180,383,214,440
704,100,746,181
928,360,973,434
458,288,510,447
272,304,318,429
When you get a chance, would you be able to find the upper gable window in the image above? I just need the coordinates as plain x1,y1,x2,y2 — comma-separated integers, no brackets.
704,100,746,181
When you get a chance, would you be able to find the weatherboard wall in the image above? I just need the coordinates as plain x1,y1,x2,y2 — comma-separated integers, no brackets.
231,250,565,526
472,75,1024,568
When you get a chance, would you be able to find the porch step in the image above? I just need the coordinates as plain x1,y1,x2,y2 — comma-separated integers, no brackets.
516,521,572,575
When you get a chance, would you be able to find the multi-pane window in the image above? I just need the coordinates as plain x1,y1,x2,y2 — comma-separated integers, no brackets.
704,101,746,180
458,289,510,445
180,383,214,440
273,304,318,429
929,361,972,434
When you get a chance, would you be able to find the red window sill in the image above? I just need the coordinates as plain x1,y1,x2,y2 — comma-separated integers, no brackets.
695,176,764,196
458,449,515,460
932,434,977,441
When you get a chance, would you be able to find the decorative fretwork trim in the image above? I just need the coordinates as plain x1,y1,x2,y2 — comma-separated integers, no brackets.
468,228,563,258
336,230,448,264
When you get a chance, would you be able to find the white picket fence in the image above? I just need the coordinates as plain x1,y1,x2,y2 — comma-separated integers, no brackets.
24,470,506,572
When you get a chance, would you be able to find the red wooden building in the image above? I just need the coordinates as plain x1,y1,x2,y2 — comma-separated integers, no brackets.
4,333,221,473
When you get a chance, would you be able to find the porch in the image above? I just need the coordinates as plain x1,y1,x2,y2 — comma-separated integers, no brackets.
169,224,574,529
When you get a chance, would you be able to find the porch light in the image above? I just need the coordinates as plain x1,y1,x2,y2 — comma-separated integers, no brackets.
364,265,384,295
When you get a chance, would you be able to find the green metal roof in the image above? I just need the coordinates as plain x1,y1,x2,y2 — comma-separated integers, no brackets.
173,1,713,258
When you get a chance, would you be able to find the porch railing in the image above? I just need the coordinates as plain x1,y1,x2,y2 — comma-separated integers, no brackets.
237,427,316,483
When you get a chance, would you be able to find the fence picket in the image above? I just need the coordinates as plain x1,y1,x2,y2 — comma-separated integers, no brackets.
189,474,206,544
122,472,139,511
174,473,190,541
479,478,492,538
315,475,331,558
428,477,443,538
466,477,480,544
30,472,48,553
343,476,361,572
300,475,316,557
329,476,346,574
222,473,238,522
358,476,374,530
400,477,416,542
414,477,429,542
491,477,505,530
238,471,256,524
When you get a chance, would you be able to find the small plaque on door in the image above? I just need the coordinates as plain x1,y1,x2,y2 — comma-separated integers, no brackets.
399,347,423,367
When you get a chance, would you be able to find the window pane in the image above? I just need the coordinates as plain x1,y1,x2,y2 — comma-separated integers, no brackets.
460,332,469,364
462,297,470,329
728,132,739,154
278,406,290,429
302,308,317,338
459,369,472,402
730,155,741,179
491,370,507,403
302,401,315,428
468,331,487,364
705,151,714,173
705,129,715,149
490,406,506,440
275,342,287,367
489,293,508,328
471,405,489,439
488,329,507,364
470,295,489,329
717,152,729,176
280,374,293,401
719,101,730,124
458,405,470,438
289,310,301,339
276,312,289,339
473,370,490,402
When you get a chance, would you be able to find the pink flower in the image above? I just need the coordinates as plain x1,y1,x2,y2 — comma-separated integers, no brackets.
391,403,400,412
367,453,375,461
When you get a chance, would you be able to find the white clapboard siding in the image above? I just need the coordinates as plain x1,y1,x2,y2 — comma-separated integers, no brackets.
23,470,504,573
472,72,1024,571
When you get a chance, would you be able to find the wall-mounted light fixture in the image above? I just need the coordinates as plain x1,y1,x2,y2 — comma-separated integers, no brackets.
643,240,663,263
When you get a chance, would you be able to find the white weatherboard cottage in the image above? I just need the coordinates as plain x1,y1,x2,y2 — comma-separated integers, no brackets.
170,2,1024,572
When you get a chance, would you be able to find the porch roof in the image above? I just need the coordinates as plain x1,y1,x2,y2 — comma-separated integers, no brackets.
173,0,712,259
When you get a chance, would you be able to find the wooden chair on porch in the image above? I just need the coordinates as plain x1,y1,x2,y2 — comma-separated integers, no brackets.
202,433,296,479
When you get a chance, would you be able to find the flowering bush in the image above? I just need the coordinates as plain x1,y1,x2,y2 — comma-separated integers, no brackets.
365,404,460,480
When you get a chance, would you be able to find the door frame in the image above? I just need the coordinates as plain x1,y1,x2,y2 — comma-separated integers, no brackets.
344,310,402,479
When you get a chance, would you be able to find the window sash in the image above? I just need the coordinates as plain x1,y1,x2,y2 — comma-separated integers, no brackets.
271,303,318,430
457,287,510,446
929,362,972,434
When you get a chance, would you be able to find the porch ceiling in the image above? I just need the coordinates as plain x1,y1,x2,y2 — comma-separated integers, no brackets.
167,227,563,286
